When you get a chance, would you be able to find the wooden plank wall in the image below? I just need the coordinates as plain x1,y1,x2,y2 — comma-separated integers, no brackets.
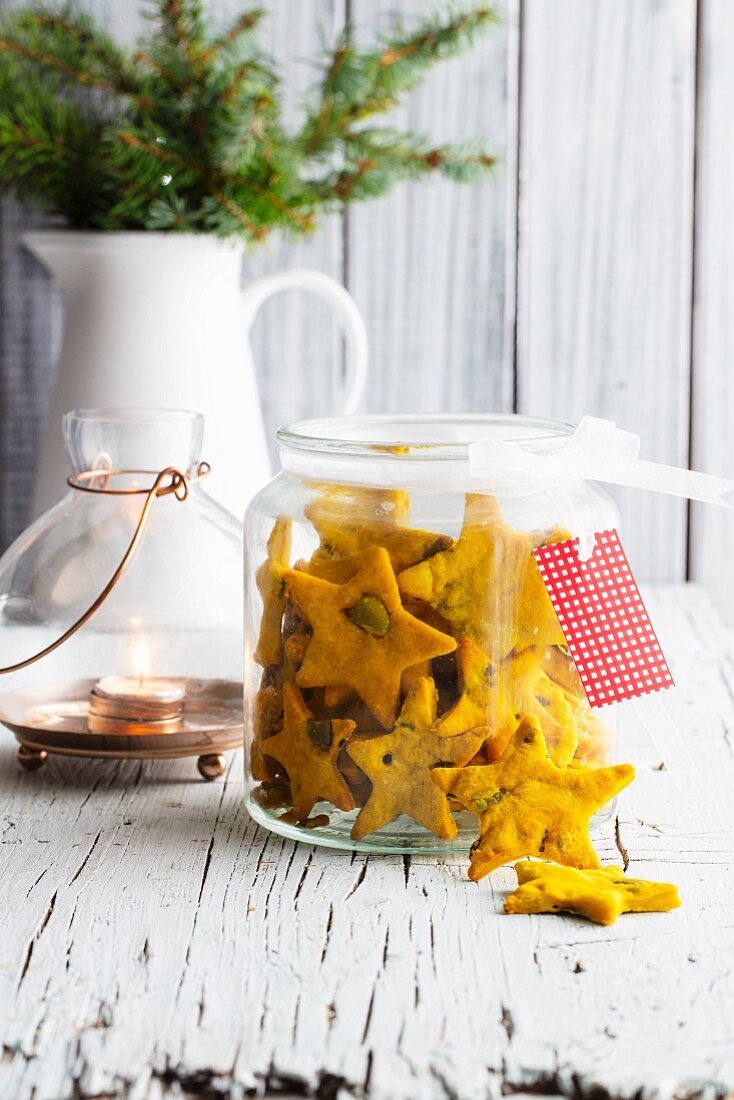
518,0,696,582
0,0,731,612
348,0,518,417
689,0,734,622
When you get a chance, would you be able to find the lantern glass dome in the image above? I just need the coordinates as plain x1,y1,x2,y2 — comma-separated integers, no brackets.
0,408,243,775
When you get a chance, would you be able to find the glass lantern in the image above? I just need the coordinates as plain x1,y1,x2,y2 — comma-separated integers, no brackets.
244,415,620,852
0,408,243,779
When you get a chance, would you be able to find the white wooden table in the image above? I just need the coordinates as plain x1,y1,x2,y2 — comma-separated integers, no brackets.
1,584,732,1100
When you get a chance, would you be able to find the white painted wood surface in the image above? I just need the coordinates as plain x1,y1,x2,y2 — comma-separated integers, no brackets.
517,0,697,583
348,0,518,418
0,582,732,1100
689,0,734,625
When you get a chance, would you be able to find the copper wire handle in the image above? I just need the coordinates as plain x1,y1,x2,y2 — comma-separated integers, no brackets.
0,463,210,675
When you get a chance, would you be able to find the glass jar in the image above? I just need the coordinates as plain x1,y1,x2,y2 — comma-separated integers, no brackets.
0,408,243,774
244,415,620,853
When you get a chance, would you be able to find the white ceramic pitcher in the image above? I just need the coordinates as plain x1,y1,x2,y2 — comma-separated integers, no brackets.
23,231,368,518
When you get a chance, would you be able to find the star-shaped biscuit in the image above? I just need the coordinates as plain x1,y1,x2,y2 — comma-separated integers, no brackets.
434,639,581,766
305,483,451,575
432,716,634,880
286,547,456,728
533,645,586,699
511,664,582,767
397,494,567,661
433,638,498,735
513,529,570,651
261,681,356,820
504,861,681,925
524,646,609,764
253,515,292,668
250,681,283,782
346,677,484,841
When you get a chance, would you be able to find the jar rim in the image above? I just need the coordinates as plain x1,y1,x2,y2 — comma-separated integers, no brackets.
277,413,574,460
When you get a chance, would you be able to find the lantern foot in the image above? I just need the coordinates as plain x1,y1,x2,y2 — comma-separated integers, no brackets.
197,753,227,781
18,745,48,772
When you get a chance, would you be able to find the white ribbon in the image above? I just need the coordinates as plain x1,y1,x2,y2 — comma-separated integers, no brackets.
470,415,734,560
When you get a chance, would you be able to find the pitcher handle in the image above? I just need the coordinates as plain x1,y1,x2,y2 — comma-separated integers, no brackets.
240,269,368,415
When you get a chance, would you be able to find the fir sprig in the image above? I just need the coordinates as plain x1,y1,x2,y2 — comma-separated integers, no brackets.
0,1,496,244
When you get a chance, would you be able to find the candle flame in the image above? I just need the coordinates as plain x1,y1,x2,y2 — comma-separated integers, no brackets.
133,639,151,686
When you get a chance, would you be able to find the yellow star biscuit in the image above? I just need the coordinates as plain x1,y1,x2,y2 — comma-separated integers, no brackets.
250,681,283,782
514,528,570,651
397,494,567,661
286,547,456,728
433,638,497,735
261,681,356,821
253,515,292,668
432,716,634,880
523,647,611,765
511,665,581,767
401,659,432,695
305,483,451,575
323,684,354,709
434,639,581,766
346,677,484,841
252,777,293,810
295,555,362,585
533,645,586,699
308,482,411,524
504,861,681,925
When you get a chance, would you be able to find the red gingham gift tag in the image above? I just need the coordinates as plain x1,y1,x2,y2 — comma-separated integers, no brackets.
532,528,674,709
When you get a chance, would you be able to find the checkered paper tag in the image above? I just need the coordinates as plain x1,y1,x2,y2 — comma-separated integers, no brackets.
532,528,674,709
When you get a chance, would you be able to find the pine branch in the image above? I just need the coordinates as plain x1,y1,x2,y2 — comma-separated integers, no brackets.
203,8,265,60
157,0,205,50
420,145,496,181
111,130,203,199
0,33,152,106
115,132,192,171
0,65,110,224
156,0,209,80
206,185,269,241
26,6,144,97
216,60,273,105
299,6,495,159
0,1,498,239
112,126,310,236
132,50,167,78
307,129,495,206
228,175,316,233
374,6,496,93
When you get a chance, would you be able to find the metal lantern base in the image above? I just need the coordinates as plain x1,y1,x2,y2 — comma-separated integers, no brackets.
0,678,243,782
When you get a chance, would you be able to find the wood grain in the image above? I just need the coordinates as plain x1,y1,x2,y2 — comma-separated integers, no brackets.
516,0,698,582
688,0,734,622
0,584,732,1100
346,0,519,417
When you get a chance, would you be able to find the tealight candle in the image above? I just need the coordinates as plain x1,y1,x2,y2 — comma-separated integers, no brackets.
88,641,185,733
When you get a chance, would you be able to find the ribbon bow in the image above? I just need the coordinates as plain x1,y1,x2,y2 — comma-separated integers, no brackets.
469,415,734,560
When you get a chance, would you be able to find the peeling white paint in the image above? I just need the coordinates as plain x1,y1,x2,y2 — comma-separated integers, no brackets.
0,585,732,1099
